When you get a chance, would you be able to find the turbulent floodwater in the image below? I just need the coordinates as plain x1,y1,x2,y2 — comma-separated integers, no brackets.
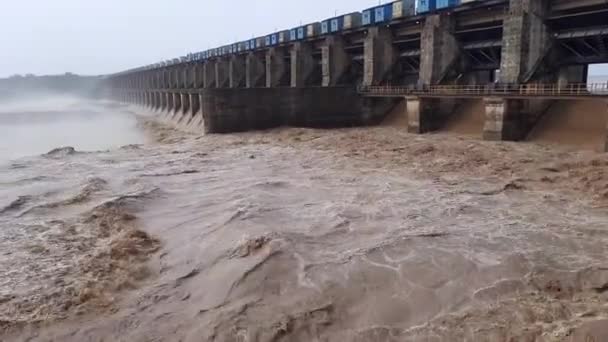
1,99,608,341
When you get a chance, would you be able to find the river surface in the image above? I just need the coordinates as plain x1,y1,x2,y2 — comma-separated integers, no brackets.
0,96,145,164
1,98,607,341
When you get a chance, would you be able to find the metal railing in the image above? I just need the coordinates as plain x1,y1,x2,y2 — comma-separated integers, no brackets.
358,83,608,98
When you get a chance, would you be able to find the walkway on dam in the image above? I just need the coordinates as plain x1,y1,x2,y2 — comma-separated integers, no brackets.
359,83,608,99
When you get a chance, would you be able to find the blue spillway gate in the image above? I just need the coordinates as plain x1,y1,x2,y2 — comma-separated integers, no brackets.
416,0,436,13
436,0,460,9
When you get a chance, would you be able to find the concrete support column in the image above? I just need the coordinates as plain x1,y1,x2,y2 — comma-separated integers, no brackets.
152,72,159,89
419,14,459,85
215,59,229,88
174,93,182,114
177,67,187,89
363,27,396,86
161,69,169,89
157,92,164,112
197,93,206,132
193,64,203,88
166,92,175,114
203,62,216,88
266,47,287,87
229,55,246,88
190,93,200,117
483,97,529,141
166,69,172,88
146,92,153,109
181,93,190,115
185,65,196,88
322,36,349,86
290,42,314,87
406,96,453,134
168,68,177,89
157,92,164,111
143,92,150,108
499,0,552,83
143,73,149,90
246,53,265,88
152,92,160,111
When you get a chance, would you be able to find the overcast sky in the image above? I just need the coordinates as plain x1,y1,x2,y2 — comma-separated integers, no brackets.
1,0,607,78
0,0,379,77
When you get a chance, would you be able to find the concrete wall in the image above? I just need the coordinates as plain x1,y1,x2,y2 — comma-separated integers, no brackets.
200,87,396,133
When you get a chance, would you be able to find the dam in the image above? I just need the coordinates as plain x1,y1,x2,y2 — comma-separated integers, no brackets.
105,0,608,151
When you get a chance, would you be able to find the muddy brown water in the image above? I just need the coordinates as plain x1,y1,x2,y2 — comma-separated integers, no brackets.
1,101,608,341
528,99,608,152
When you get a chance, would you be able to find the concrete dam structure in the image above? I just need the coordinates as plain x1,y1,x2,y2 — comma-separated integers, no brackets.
106,0,608,151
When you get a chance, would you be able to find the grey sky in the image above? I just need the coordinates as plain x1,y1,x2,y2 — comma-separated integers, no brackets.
1,1,607,78
0,0,379,77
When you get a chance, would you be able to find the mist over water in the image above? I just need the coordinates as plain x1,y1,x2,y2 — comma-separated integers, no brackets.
0,95,146,164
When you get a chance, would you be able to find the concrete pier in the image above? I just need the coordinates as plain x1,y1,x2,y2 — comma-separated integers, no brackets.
246,53,265,88
363,27,395,86
266,47,287,87
322,36,349,86
172,92,182,117
419,14,459,85
215,59,229,88
152,92,161,111
166,92,174,116
483,0,553,142
203,62,216,88
146,92,152,109
229,55,246,88
107,0,608,150
245,52,266,88
192,63,204,88
183,66,194,88
159,92,167,112
290,42,314,87
405,97,453,134
482,98,528,141
181,93,190,115
190,93,200,119
499,0,552,84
